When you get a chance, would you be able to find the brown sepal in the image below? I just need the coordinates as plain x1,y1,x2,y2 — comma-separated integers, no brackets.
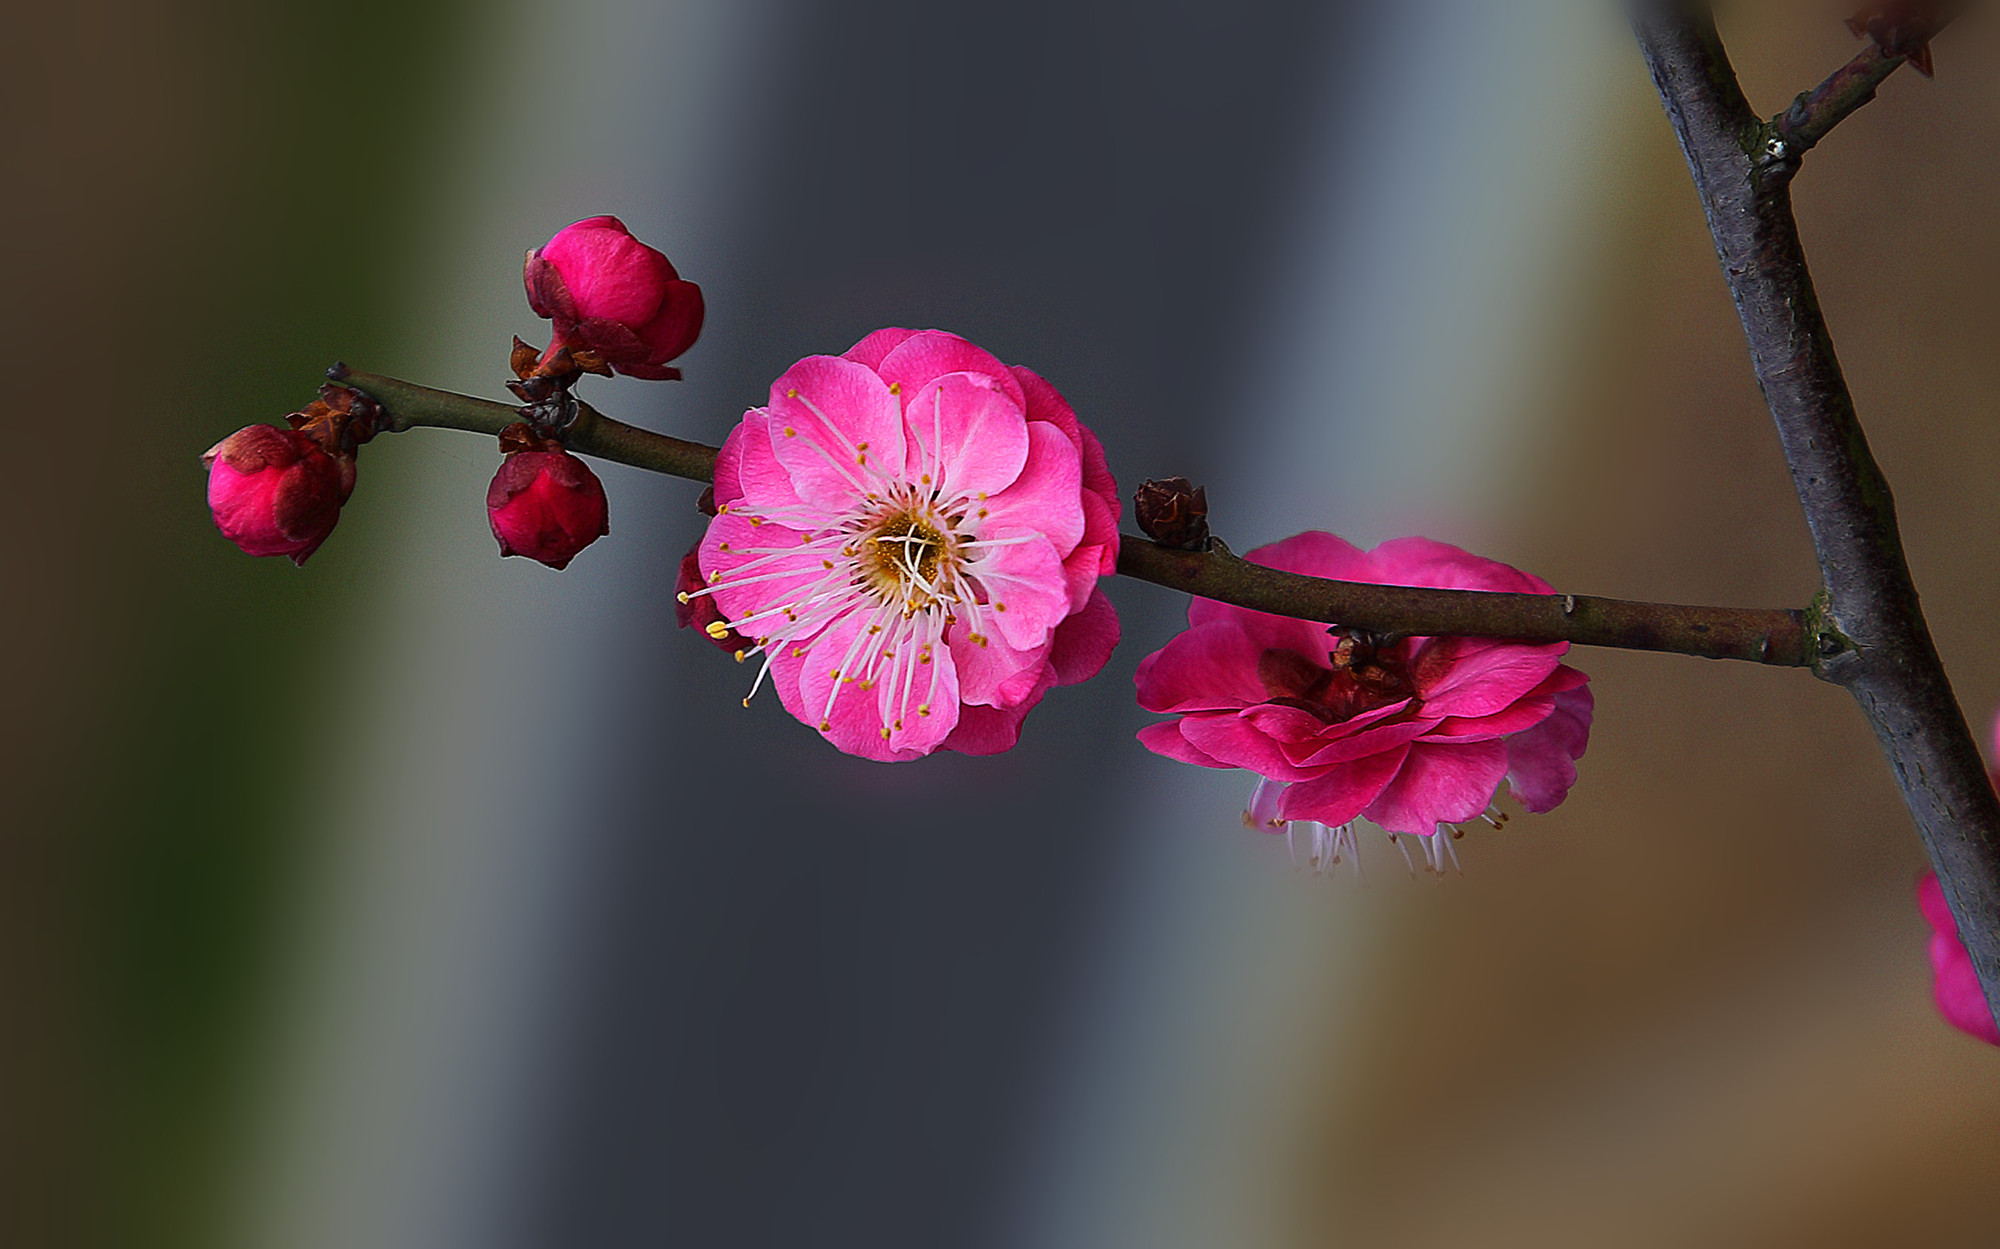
497,420,561,457
1847,0,1958,74
510,336,541,380
288,384,382,458
1133,476,1210,550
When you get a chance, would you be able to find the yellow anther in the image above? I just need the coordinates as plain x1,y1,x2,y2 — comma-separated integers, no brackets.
704,621,730,639
995,602,1007,613
977,508,988,519
879,727,891,739
916,705,930,716
819,719,832,731
787,388,799,399
742,698,751,708
733,649,746,663
719,542,731,551
920,474,931,485
676,592,691,603
868,625,881,635
822,559,834,570
888,382,901,395
783,426,797,437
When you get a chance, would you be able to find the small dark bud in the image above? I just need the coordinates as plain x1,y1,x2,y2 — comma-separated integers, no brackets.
1134,477,1209,550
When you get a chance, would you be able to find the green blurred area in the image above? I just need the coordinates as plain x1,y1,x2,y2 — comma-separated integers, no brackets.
12,3,465,1245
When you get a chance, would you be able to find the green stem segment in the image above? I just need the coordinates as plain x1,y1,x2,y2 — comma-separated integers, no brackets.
334,364,1813,668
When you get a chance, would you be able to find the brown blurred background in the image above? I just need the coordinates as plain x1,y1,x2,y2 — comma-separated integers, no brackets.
8,2,2000,1247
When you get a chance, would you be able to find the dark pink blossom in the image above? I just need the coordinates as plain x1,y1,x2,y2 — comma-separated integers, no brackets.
1135,532,1591,871
525,215,704,380
486,450,610,570
686,329,1119,761
1917,871,2000,1045
202,424,350,566
1911,707,2000,1045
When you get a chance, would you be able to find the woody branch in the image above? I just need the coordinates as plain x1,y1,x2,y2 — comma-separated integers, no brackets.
335,366,1814,667
1626,0,2000,1019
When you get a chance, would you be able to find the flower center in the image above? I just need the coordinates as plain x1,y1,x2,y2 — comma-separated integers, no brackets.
1257,630,1415,723
862,508,953,609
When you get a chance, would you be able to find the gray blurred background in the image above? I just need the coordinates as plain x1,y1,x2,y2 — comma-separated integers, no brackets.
12,1,2000,1246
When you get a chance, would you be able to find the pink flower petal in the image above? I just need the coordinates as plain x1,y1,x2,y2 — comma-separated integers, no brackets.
1291,713,1434,768
1278,747,1411,826
1412,635,1567,718
963,533,1072,651
714,413,807,513
1362,740,1509,835
1136,719,1228,769
843,327,921,369
1918,871,1958,934
977,422,1085,557
1417,694,1557,742
900,371,1032,502
1179,713,1321,782
1504,682,1593,812
1133,621,1268,713
876,330,1027,414
793,611,962,761
1361,535,1555,594
1048,587,1118,687
1010,365,1118,513
766,355,906,512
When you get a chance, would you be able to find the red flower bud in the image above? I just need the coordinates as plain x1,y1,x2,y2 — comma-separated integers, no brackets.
202,425,349,566
524,215,704,381
486,449,610,570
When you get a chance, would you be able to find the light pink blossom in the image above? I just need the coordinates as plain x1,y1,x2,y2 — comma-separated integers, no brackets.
686,329,1119,761
1134,532,1591,872
1916,871,1999,1046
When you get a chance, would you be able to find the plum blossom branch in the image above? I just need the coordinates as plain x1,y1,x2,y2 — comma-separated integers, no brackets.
334,365,1814,667
1629,2,2000,1020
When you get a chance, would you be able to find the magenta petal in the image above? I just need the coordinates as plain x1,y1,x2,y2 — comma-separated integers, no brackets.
1132,621,1267,713
715,413,807,513
1418,694,1556,743
1504,683,1593,812
876,330,1026,414
1414,635,1566,718
1918,871,1958,934
965,533,1070,651
1136,720,1229,769
766,355,906,511
1179,714,1320,782
1278,747,1410,826
1362,740,1509,835
1048,587,1118,686
1931,930,2000,1045
1292,714,1434,767
843,326,921,369
901,371,1031,501
1362,535,1555,594
978,422,1085,557
1010,365,1118,511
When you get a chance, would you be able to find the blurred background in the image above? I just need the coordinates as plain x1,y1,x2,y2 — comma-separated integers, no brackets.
12,0,2000,1245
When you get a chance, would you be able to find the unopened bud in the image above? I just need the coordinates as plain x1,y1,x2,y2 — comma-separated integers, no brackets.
523,215,704,381
1133,476,1209,550
202,425,349,565
486,449,610,570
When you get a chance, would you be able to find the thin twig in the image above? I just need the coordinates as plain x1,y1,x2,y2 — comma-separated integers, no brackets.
1630,2,2000,1019
334,365,1813,667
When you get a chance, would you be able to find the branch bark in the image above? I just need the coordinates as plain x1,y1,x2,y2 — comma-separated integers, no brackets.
1630,2,2000,1018
334,365,1812,667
